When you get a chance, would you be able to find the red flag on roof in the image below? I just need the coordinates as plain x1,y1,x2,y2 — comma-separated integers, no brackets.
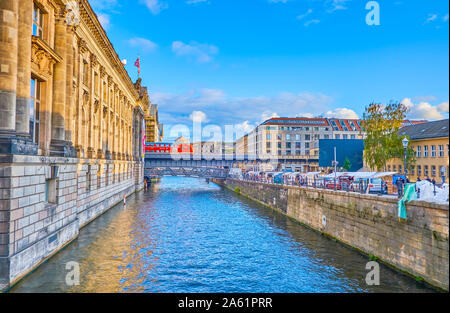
134,57,140,76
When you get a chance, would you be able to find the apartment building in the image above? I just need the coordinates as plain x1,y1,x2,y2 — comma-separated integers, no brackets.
237,117,425,171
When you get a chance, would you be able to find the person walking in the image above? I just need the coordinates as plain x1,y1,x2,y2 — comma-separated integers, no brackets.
396,176,405,198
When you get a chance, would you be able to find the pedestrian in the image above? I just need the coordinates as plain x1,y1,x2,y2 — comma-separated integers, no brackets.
432,178,436,185
396,177,405,198
417,176,421,182
426,176,432,183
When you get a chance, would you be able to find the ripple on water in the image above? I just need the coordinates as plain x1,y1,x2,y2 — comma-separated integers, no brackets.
10,177,438,293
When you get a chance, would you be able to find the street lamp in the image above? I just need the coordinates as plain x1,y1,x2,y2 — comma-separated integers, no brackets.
402,137,409,178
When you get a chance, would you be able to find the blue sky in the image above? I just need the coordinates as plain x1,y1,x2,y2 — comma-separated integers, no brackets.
89,0,449,140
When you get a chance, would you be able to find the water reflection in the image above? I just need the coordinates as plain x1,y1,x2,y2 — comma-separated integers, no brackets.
11,177,436,293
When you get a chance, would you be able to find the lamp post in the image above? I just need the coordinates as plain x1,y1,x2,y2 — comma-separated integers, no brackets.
402,137,409,178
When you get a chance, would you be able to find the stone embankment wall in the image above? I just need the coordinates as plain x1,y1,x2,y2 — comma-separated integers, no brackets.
0,155,144,291
217,179,449,291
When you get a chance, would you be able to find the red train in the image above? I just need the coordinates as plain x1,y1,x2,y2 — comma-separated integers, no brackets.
145,142,193,154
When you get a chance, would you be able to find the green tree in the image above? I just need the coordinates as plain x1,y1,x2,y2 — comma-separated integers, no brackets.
362,102,416,172
342,157,352,171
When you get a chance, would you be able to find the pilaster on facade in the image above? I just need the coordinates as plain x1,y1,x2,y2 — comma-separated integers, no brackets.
0,0,151,292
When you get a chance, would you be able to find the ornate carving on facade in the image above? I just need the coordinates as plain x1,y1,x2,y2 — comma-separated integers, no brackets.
90,53,98,68
108,75,114,87
100,65,107,78
94,99,100,113
31,37,62,78
82,90,90,104
78,38,89,54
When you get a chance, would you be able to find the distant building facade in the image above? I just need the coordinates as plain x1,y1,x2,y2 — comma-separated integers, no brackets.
387,119,449,182
0,0,149,291
236,117,425,172
145,102,163,143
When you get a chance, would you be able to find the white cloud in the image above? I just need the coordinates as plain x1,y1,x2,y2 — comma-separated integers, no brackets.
325,108,359,119
327,0,350,13
235,121,256,135
401,98,448,120
190,111,209,123
128,37,158,53
443,14,449,22
261,111,280,123
151,89,336,129
425,13,438,23
172,41,219,63
297,9,313,20
139,0,168,15
268,0,289,3
97,13,111,30
437,101,449,113
304,19,320,27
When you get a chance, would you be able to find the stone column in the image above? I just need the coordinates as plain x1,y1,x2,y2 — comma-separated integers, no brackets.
0,0,18,143
50,14,67,156
65,27,74,144
15,0,32,137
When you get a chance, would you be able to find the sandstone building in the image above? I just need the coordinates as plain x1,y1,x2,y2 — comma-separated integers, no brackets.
386,119,449,182
0,0,150,291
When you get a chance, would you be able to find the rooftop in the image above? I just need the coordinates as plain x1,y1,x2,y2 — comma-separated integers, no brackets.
399,119,449,141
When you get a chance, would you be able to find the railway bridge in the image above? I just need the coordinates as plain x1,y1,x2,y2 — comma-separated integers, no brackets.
144,154,270,180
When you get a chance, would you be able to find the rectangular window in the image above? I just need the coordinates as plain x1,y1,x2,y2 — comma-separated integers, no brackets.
432,166,436,177
286,134,291,140
417,165,422,176
411,166,415,175
266,133,271,140
32,3,44,39
295,142,301,149
296,150,301,155
399,165,402,173
439,145,444,157
416,146,421,157
305,142,310,149
343,134,348,139
277,134,282,140
277,142,282,149
83,60,89,85
30,77,41,144
286,142,291,149
314,127,319,131
388,165,391,171
305,134,311,141
424,145,428,157
351,135,356,139
424,165,429,176
266,142,271,148
335,134,340,139
94,72,99,96
295,134,300,140
431,145,436,157
324,134,329,139
393,165,397,171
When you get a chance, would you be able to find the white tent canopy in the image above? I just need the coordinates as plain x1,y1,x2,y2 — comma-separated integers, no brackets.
322,172,398,179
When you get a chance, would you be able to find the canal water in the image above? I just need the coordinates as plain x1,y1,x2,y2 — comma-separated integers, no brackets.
11,177,436,293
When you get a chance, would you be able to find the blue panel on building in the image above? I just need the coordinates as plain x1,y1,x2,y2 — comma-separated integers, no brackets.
319,139,364,171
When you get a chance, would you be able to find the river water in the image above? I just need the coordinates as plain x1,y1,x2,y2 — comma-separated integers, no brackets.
10,177,436,293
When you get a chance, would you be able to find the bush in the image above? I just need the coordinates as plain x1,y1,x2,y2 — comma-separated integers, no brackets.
234,187,241,194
